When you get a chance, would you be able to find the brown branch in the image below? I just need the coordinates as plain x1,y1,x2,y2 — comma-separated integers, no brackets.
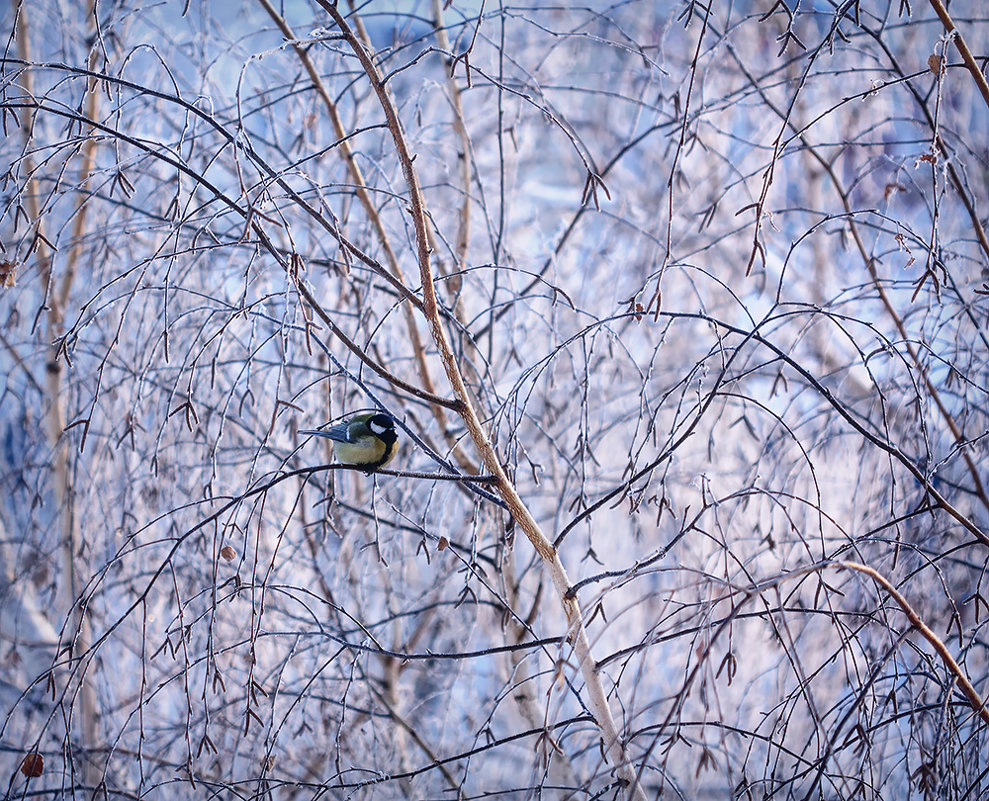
257,0,481,473
837,561,989,727
926,0,989,110
317,3,646,796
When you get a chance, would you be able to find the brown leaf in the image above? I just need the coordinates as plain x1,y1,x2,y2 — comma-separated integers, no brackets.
927,54,944,74
0,260,17,287
884,182,905,201
20,752,44,778
437,536,449,551
220,545,236,561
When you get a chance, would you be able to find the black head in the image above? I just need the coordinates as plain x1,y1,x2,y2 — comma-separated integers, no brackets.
366,413,397,445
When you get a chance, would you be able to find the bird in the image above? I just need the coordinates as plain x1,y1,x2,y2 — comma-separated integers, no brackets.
301,412,398,473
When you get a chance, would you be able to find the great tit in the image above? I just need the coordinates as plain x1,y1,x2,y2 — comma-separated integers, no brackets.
301,412,398,473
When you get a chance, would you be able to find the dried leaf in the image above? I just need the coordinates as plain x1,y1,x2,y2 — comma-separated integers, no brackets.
20,753,44,778
0,260,16,287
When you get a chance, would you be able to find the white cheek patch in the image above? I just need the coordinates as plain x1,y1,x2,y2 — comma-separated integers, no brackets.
369,421,389,435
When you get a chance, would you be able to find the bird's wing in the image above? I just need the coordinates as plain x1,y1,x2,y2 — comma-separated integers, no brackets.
300,423,351,443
